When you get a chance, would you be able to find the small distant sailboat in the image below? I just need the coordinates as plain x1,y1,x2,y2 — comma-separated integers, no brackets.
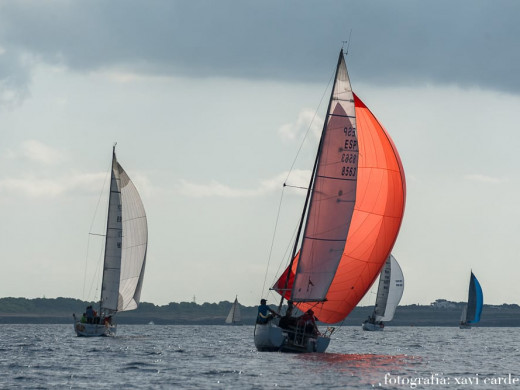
362,254,404,331
73,145,148,337
254,48,406,353
225,296,242,325
459,271,483,329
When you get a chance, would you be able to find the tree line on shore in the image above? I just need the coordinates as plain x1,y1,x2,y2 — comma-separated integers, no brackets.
0,297,518,326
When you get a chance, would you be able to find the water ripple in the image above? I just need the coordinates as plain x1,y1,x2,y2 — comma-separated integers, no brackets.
0,324,517,389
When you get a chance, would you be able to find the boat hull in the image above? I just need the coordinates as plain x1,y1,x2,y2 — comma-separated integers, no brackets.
362,321,384,331
459,323,472,330
254,323,330,353
73,315,116,337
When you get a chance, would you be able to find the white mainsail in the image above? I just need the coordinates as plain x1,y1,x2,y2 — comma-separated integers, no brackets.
100,148,148,314
374,254,404,322
291,52,358,302
225,297,241,324
460,305,468,323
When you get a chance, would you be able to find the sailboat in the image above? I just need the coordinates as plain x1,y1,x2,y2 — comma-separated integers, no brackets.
225,296,242,325
254,48,406,353
459,271,483,329
73,145,148,337
362,254,404,331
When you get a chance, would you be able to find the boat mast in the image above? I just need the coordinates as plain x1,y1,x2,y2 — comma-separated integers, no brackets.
99,143,117,315
232,296,237,323
277,49,346,312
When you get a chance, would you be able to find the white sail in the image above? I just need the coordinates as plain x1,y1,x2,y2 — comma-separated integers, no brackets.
225,297,241,324
374,254,404,322
291,52,358,302
460,305,467,322
100,149,148,313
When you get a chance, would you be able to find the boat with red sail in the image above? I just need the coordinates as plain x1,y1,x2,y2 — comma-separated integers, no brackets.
254,48,406,353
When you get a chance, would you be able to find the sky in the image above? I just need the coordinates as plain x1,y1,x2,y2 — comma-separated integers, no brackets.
1,0,519,309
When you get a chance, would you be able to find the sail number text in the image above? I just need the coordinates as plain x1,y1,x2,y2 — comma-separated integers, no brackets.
344,127,356,137
342,166,357,177
341,153,357,164
340,125,358,178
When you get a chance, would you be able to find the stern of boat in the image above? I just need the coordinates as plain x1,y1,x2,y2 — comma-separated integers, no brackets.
314,335,331,353
362,321,384,331
254,322,285,351
73,314,117,337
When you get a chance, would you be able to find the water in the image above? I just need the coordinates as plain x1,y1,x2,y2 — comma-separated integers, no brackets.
1,325,519,389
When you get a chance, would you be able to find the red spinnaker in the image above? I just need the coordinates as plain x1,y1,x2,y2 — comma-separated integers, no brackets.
274,93,406,324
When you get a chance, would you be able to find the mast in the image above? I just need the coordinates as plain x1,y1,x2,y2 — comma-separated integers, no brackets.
277,49,346,312
99,143,118,315
232,296,237,323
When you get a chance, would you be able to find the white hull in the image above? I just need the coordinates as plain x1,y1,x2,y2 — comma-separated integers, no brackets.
74,316,116,337
254,323,330,353
362,321,385,331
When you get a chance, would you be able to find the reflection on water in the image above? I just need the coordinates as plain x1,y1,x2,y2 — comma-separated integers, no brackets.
298,352,420,368
297,353,422,387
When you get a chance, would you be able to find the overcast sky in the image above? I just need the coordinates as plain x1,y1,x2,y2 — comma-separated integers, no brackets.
1,1,519,309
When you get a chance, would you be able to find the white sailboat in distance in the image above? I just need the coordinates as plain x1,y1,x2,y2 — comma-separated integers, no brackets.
362,254,404,331
225,296,242,325
73,145,148,337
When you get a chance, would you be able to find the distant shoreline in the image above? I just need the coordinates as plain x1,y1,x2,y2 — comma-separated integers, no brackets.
0,297,518,326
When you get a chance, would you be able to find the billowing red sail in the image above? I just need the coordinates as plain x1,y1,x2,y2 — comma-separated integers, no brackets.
274,89,406,323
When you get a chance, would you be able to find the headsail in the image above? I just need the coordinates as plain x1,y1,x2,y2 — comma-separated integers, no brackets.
225,296,242,324
374,254,404,322
465,272,483,324
274,50,406,324
100,147,148,313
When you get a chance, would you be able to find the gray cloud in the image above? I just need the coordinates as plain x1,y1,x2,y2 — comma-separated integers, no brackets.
0,0,519,101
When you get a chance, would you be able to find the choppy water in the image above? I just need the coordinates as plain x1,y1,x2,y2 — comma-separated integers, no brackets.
1,324,519,389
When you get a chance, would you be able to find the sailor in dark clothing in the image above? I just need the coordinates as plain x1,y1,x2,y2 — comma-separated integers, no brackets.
85,306,94,324
256,299,279,324
279,300,297,329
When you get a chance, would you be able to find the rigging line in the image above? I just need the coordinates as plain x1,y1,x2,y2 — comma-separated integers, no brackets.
82,165,111,300
282,68,335,185
260,185,286,299
271,214,302,288
88,242,105,302
283,183,308,190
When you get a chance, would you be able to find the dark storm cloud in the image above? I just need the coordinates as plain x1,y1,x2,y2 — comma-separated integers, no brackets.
0,0,519,96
